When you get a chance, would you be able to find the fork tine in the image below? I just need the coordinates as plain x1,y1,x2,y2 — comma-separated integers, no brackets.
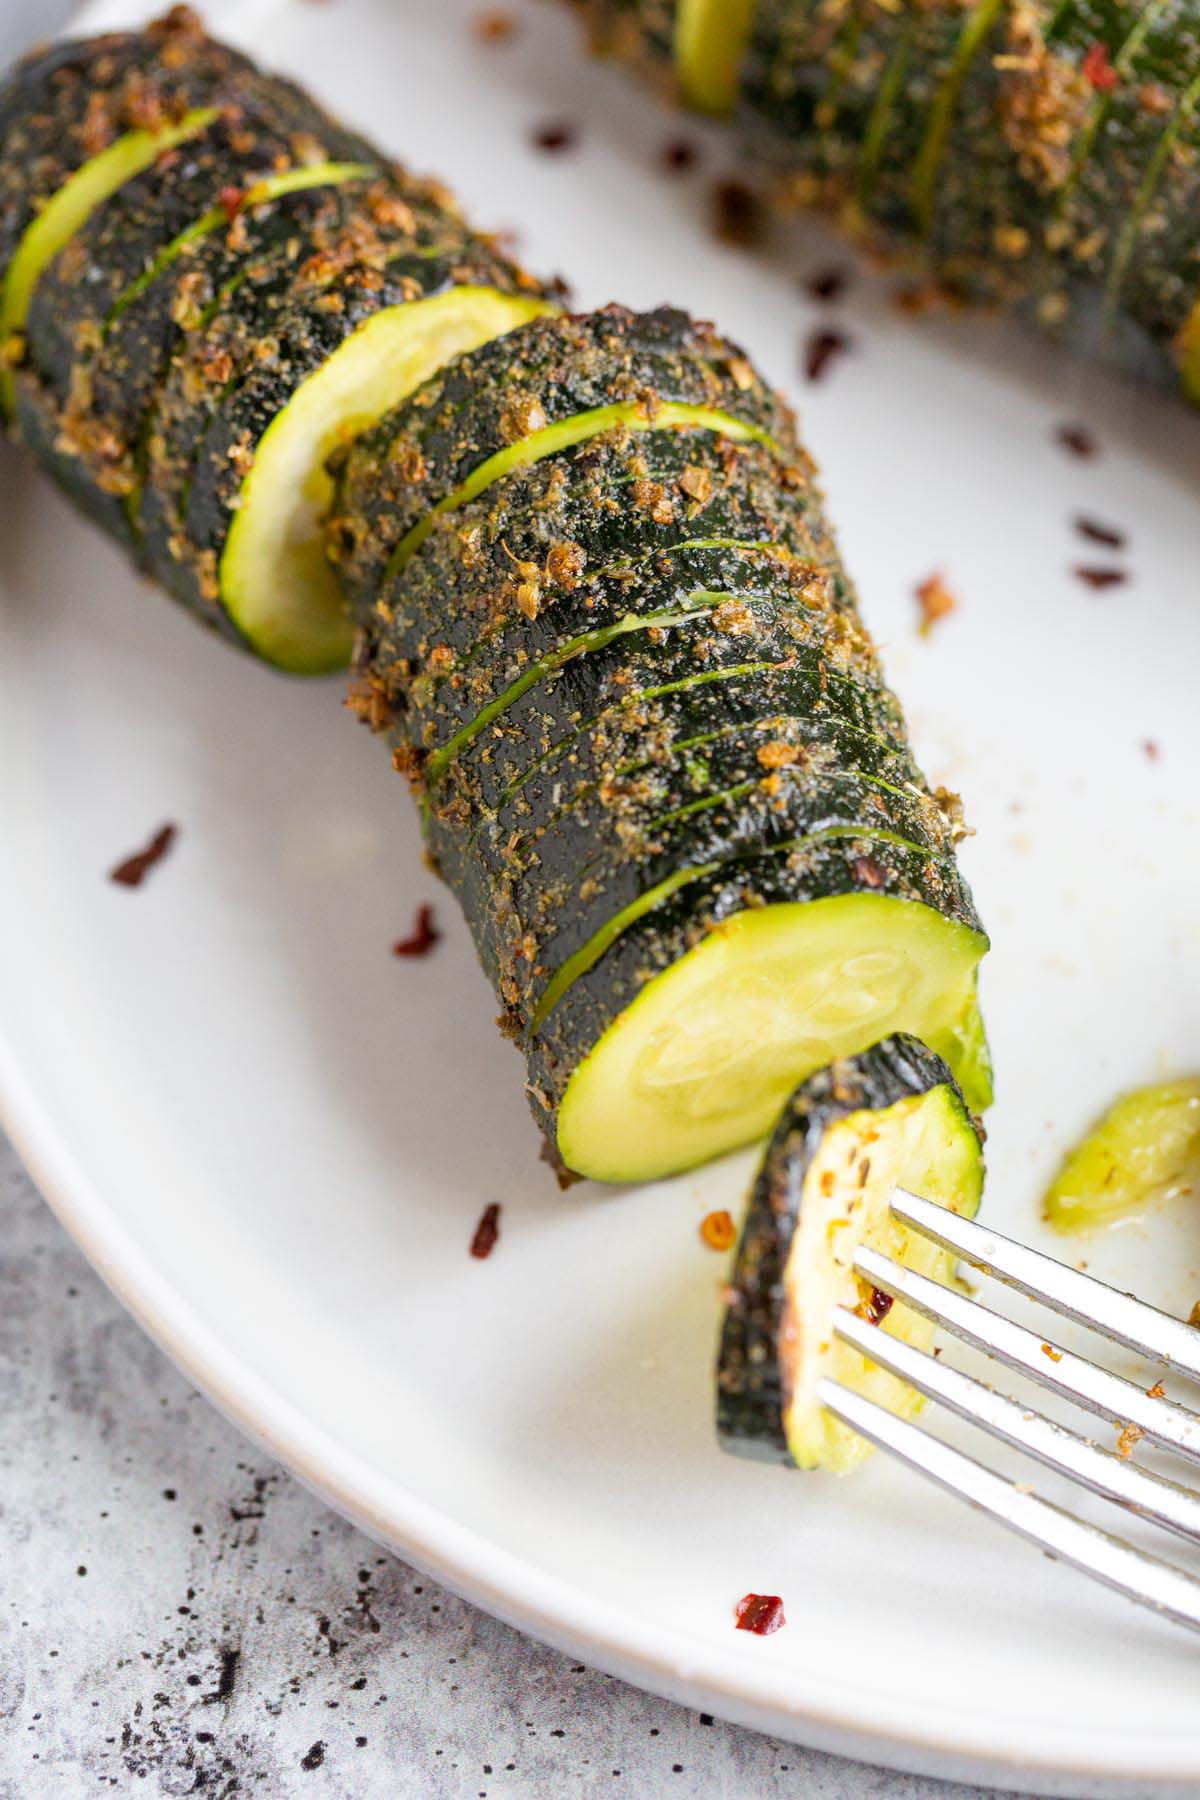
892,1187,1200,1380
854,1245,1200,1466
816,1377,1200,1635
832,1307,1200,1544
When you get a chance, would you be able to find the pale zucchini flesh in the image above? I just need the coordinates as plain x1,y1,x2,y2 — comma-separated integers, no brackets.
219,287,549,672
1044,1079,1200,1235
555,892,988,1183
780,1080,982,1472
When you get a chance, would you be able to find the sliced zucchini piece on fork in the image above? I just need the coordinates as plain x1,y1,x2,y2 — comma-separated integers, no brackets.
717,1032,984,1474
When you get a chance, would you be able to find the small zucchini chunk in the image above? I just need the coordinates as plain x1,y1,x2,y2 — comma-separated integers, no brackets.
674,0,757,113
717,1033,984,1475
1044,1079,1200,1235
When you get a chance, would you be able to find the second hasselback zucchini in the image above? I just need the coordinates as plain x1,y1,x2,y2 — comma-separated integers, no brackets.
566,0,1200,401
2,17,991,1187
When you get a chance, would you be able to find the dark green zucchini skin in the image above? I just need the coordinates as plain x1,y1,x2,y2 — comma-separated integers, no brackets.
330,305,799,616
716,1032,978,1464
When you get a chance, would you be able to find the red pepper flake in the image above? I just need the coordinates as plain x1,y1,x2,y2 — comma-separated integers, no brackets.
804,327,851,383
1081,41,1118,91
532,121,578,154
914,570,958,635
392,903,440,958
1142,738,1161,762
1055,422,1098,459
470,1201,501,1260
661,138,699,174
857,1285,894,1326
1074,514,1126,550
474,8,518,43
806,265,851,304
109,823,177,888
710,179,769,250
1073,565,1128,590
217,185,246,222
735,1593,786,1636
700,1209,737,1251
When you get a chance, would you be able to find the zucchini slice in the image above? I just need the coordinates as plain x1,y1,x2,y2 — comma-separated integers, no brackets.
552,891,987,1183
0,104,218,411
674,0,757,114
220,285,550,671
717,1033,984,1474
1044,1079,1200,1235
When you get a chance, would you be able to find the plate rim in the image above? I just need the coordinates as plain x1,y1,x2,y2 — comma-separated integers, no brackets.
5,1028,1200,1795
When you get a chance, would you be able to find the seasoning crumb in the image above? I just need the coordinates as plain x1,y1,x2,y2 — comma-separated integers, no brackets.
1142,738,1161,762
806,265,851,304
804,327,850,383
1190,1300,1200,1330
661,138,699,174
392,903,440,958
1116,1420,1145,1459
109,822,177,888
700,1209,736,1251
470,1202,502,1260
474,8,518,43
1147,1381,1166,1400
914,570,957,635
1056,422,1098,459
735,1593,786,1635
1073,565,1128,590
710,179,769,249
532,121,578,154
1074,514,1126,550
1040,1342,1063,1363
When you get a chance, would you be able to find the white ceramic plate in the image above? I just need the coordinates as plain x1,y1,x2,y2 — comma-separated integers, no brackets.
4,0,1200,1789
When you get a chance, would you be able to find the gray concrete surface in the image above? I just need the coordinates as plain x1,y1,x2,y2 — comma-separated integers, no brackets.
0,1133,1036,1798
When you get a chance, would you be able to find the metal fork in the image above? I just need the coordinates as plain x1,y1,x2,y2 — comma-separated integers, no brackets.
818,1188,1200,1634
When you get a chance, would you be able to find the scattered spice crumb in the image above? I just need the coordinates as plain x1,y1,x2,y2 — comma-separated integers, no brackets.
474,8,518,43
710,179,769,249
1040,1342,1063,1363
1074,514,1126,550
803,327,851,382
661,138,699,174
532,121,577,154
217,185,245,221
392,903,440,958
700,1209,736,1252
1081,40,1118,91
1189,1300,1200,1329
1055,422,1098,459
1147,1381,1166,1400
470,1202,502,1260
1073,565,1128,590
735,1593,786,1636
806,265,851,304
914,570,957,635
109,822,177,888
856,1285,894,1326
1142,738,1161,762
852,855,887,888
1116,1421,1145,1459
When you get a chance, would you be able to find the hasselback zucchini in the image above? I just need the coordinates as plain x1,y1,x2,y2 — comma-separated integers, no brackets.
566,0,1200,400
1,9,547,671
3,18,991,1187
717,1033,984,1473
336,304,990,1182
